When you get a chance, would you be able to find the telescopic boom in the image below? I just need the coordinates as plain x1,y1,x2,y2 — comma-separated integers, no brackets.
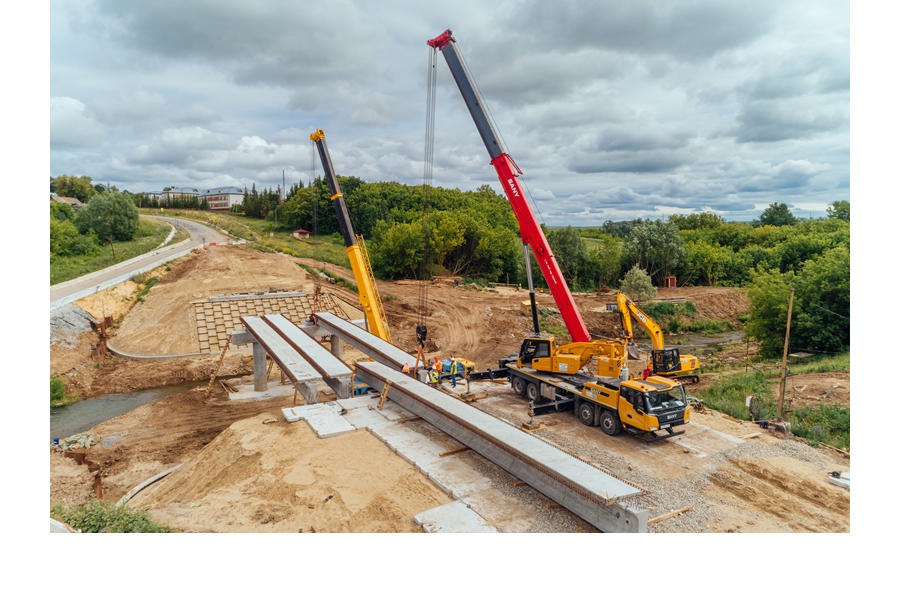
427,29,590,343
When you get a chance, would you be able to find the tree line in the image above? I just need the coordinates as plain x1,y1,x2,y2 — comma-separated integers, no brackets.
51,174,849,358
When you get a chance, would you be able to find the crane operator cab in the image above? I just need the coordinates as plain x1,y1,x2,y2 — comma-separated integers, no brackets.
517,336,553,368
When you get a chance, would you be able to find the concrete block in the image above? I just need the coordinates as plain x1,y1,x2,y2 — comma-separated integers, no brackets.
281,402,356,438
414,500,498,533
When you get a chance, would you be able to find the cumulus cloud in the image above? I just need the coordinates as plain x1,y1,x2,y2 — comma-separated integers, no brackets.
50,0,849,223
50,97,105,148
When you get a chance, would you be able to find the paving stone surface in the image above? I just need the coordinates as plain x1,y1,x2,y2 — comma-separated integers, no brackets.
191,291,350,352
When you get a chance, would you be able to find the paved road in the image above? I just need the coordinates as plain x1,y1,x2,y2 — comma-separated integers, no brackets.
50,216,232,311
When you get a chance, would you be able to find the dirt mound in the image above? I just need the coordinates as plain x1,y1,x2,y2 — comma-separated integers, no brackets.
113,245,314,355
708,455,849,532
129,412,451,533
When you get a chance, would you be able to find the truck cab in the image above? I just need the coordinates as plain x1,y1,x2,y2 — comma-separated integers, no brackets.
581,376,690,438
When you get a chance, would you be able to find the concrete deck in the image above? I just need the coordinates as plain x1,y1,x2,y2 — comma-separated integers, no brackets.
355,360,648,533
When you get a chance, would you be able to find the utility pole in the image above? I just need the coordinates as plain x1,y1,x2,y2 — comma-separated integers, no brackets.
777,288,795,422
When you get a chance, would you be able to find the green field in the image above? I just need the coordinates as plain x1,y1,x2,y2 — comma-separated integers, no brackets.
50,217,187,285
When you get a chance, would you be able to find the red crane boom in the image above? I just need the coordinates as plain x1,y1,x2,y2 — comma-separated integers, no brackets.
427,29,590,343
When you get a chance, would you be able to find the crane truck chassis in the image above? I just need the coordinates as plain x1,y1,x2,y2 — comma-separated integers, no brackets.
500,354,690,440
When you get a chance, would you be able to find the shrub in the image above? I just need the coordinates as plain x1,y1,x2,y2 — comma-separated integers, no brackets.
619,265,656,301
50,377,65,404
50,499,171,533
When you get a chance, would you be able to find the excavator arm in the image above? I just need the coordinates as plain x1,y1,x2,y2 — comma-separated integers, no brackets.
310,129,392,343
616,292,665,350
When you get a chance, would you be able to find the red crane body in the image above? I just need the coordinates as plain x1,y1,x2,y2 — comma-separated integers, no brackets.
428,29,590,343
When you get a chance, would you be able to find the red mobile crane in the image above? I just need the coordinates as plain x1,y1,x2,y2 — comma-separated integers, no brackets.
427,29,590,344
428,29,690,439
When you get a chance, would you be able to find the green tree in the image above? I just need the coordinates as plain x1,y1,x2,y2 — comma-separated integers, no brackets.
756,202,797,227
826,200,850,221
625,220,685,284
51,217,98,256
669,212,725,230
50,201,74,222
52,175,95,202
619,265,656,301
745,269,795,358
683,240,731,285
74,191,139,242
588,233,625,288
427,213,465,271
793,246,850,354
369,221,425,279
546,227,590,290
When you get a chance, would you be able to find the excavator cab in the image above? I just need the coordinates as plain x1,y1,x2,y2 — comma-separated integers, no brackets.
651,348,682,375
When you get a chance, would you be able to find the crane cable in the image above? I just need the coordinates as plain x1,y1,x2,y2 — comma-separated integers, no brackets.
417,46,439,352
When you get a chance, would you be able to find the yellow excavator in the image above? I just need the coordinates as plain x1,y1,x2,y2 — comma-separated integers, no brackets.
615,292,700,384
310,129,392,344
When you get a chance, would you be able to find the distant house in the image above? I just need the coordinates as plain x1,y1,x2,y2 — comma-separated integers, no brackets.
202,186,244,211
292,229,311,240
51,194,83,211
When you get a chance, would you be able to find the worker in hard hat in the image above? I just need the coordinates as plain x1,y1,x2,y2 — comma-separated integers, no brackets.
402,361,410,375
429,366,439,387
450,356,458,388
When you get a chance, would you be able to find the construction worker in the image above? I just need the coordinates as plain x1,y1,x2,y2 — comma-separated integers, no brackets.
450,356,458,388
402,361,411,375
429,366,439,387
433,355,442,375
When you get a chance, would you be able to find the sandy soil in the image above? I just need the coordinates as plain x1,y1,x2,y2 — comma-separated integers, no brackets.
49,243,850,533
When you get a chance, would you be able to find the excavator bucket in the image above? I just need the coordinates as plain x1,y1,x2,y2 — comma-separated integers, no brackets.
627,342,640,360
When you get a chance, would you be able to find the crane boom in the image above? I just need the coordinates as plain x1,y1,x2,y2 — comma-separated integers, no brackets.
427,29,590,343
309,129,392,343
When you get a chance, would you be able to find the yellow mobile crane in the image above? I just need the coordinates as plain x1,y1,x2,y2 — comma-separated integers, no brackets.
309,129,391,343
616,292,700,384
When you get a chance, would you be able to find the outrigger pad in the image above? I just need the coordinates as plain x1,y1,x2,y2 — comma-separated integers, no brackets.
642,427,685,443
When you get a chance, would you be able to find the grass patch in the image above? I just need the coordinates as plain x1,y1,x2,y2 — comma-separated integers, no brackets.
133,276,159,303
156,209,350,267
681,319,732,334
790,404,850,450
51,499,171,533
50,218,175,285
697,371,775,421
697,356,851,450
50,376,78,408
538,316,568,339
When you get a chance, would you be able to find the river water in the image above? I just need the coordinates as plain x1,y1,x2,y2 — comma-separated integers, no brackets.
50,382,198,441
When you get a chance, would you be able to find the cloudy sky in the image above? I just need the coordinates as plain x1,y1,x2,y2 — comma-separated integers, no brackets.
48,0,850,224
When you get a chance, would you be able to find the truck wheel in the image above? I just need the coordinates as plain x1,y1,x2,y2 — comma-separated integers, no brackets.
576,401,595,426
511,376,526,396
526,382,539,403
599,411,622,436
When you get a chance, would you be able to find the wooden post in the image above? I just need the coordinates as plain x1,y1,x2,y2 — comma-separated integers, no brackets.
777,288,795,422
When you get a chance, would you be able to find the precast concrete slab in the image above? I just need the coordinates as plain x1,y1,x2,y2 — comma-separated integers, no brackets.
241,316,321,385
335,396,415,428
263,314,353,398
355,360,649,533
314,311,417,372
414,500,498,533
281,402,356,437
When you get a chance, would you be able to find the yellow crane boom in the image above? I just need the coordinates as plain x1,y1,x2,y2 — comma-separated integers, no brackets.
310,129,392,343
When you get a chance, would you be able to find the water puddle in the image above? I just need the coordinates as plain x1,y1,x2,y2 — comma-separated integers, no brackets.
50,382,198,441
